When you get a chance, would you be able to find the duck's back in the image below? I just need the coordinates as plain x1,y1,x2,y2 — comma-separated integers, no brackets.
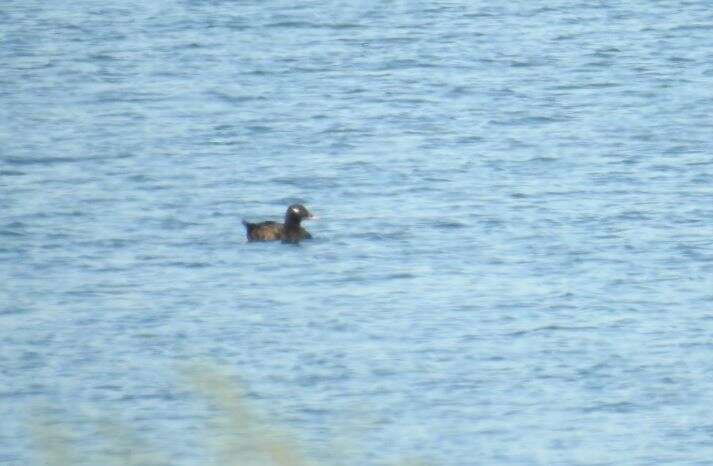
242,220,284,241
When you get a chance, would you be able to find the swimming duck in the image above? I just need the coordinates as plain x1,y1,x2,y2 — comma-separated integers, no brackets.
242,204,314,244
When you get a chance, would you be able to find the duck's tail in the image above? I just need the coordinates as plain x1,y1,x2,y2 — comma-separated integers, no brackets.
242,219,254,241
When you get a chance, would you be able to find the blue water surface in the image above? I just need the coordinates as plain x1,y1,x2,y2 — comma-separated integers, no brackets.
3,1,713,465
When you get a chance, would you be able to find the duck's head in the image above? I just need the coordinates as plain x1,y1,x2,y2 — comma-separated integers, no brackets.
285,204,314,223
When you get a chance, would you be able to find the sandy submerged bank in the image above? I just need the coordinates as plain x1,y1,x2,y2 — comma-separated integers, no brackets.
29,366,431,466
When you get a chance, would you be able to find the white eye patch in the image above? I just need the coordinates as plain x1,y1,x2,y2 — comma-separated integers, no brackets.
291,207,300,213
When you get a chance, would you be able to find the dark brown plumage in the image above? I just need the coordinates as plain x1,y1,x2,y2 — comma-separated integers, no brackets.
242,204,314,244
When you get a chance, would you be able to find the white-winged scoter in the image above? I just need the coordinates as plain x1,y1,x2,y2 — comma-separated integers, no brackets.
242,204,314,244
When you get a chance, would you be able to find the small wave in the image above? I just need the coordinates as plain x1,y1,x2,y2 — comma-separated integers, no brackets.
553,33,581,41
160,218,202,230
350,231,408,240
456,135,484,144
525,155,559,163
329,23,362,30
87,53,119,62
270,176,339,189
0,170,25,176
3,156,84,166
463,12,497,18
94,91,166,104
547,82,620,91
433,221,467,229
592,46,621,55
691,174,712,184
384,272,415,279
669,24,713,32
245,125,272,133
161,261,211,269
0,230,25,238
376,36,419,45
79,238,134,249
0,308,29,316
209,90,267,104
445,85,475,98
505,325,599,337
265,20,318,28
581,401,639,414
510,60,545,68
613,210,651,221
241,69,273,76
319,125,363,135
376,59,439,71
1,221,27,233
489,116,565,126
265,21,360,30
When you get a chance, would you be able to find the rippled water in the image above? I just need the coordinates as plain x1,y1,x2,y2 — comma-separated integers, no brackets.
3,1,713,465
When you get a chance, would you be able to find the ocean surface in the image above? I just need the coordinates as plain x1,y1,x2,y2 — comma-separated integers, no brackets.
3,1,713,465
